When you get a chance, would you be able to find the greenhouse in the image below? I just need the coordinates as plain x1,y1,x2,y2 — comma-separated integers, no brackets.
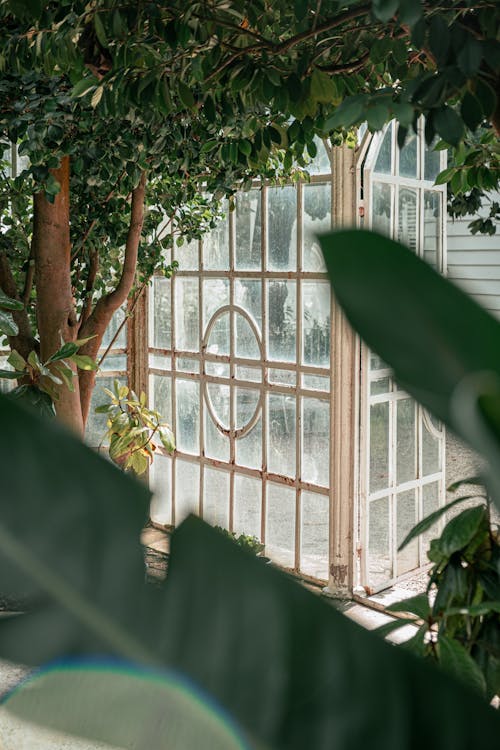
79,122,457,599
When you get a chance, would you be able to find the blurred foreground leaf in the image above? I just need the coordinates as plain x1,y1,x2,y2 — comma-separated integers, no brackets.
320,229,500,510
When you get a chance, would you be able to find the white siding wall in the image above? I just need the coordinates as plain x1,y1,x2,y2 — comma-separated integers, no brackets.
447,192,500,318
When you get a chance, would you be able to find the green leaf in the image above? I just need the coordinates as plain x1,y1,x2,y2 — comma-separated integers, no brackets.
94,404,112,414
434,167,456,186
387,594,430,620
372,0,399,23
324,96,365,130
159,427,175,452
46,342,79,363
446,476,483,492
457,37,483,77
398,0,422,26
7,349,27,371
53,362,75,392
460,92,484,131
366,103,389,131
0,310,19,337
178,81,195,109
8,385,55,419
319,229,500,452
71,79,97,99
27,350,43,371
71,354,98,371
91,86,104,109
398,495,481,551
439,505,487,557
310,69,337,104
434,107,464,147
159,517,500,749
445,601,500,617
0,369,23,379
0,289,23,311
439,636,487,696
94,13,108,49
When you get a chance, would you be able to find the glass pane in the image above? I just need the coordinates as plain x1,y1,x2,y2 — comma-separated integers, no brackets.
175,278,199,351
205,407,229,462
302,281,330,366
424,139,441,182
235,190,262,270
368,496,392,586
203,468,230,528
267,281,296,362
370,377,390,395
302,397,329,487
301,491,329,580
234,279,262,332
267,186,297,270
370,350,388,372
303,183,331,271
152,277,171,349
306,137,331,175
302,374,330,391
102,307,127,349
398,187,418,252
85,376,126,448
423,190,441,270
372,182,392,236
422,412,442,475
236,416,262,469
150,373,172,424
206,382,230,430
205,310,230,357
370,402,389,493
374,125,392,174
236,365,261,382
176,380,199,454
150,454,172,525
268,394,296,477
423,482,441,549
266,483,296,568
176,357,199,373
399,128,418,179
203,278,230,330
397,490,418,574
236,314,260,359
397,398,416,485
203,210,229,270
269,368,296,386
149,353,170,370
205,361,229,378
175,460,200,523
175,238,198,270
233,474,262,539
99,353,126,371
236,387,260,431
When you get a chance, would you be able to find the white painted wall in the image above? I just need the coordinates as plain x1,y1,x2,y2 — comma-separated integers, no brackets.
447,192,500,318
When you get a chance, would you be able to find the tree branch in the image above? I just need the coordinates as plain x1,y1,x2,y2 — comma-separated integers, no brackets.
79,170,147,344
203,3,371,84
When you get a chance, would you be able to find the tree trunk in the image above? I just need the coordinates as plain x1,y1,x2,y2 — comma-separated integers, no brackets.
33,156,84,435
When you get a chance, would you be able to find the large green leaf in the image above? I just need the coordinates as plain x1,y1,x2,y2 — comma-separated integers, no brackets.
156,517,500,749
1,394,500,747
0,393,154,665
0,289,23,311
0,310,19,337
319,229,500,509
